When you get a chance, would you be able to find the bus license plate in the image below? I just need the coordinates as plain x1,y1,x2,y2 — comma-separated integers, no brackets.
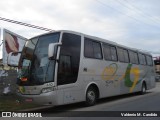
25,98,33,102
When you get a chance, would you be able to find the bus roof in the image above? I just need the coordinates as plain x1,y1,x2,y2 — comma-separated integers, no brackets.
30,30,152,56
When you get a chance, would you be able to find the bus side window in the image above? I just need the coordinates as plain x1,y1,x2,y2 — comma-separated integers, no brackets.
128,50,139,64
117,47,129,63
103,44,117,61
84,38,102,59
138,53,147,65
146,55,153,66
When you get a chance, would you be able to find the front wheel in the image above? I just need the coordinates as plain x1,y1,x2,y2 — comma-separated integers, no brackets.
85,87,97,106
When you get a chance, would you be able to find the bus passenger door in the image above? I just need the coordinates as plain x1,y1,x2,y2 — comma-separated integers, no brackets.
56,33,81,104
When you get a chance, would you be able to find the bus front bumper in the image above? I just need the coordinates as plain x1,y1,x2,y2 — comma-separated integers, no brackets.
17,91,57,106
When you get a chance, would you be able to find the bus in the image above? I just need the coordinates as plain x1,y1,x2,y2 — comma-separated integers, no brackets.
9,30,156,106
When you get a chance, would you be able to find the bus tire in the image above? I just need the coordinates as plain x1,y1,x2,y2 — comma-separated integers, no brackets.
140,82,147,95
85,86,97,106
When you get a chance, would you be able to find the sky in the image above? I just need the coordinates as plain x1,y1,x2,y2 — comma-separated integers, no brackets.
0,0,160,58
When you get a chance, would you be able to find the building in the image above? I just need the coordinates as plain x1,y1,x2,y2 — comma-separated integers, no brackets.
154,57,160,74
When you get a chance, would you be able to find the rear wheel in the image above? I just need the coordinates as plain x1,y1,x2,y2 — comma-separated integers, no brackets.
140,83,147,95
85,86,97,106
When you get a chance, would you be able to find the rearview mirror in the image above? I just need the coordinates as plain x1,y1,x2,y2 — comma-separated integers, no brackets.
48,43,62,60
7,52,22,67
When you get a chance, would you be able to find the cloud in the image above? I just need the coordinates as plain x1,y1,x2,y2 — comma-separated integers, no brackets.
0,0,127,39
0,0,160,58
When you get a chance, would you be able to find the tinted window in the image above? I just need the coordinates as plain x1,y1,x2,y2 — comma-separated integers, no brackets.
117,47,129,63
57,33,81,85
146,55,153,66
138,53,146,65
123,49,129,62
103,44,117,61
129,51,139,64
84,38,102,59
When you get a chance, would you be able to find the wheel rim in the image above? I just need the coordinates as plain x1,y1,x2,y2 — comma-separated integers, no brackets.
142,85,146,93
87,90,96,103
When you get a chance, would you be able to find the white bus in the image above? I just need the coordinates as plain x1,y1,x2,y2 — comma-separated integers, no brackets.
13,30,155,106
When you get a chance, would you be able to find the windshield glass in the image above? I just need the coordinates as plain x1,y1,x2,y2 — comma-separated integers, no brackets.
17,33,60,85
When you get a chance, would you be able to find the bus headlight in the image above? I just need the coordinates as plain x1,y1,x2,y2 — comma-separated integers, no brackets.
41,87,54,93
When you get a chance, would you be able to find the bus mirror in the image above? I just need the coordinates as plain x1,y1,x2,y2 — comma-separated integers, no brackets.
7,52,22,67
48,43,62,60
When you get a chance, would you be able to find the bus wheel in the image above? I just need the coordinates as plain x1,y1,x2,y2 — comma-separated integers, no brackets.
140,83,146,95
85,86,97,106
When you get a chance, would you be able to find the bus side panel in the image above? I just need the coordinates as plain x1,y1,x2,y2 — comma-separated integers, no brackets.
145,66,156,90
81,58,121,98
56,75,86,105
119,64,148,94
81,58,156,100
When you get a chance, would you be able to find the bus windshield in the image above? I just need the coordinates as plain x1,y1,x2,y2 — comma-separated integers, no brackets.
17,32,60,85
